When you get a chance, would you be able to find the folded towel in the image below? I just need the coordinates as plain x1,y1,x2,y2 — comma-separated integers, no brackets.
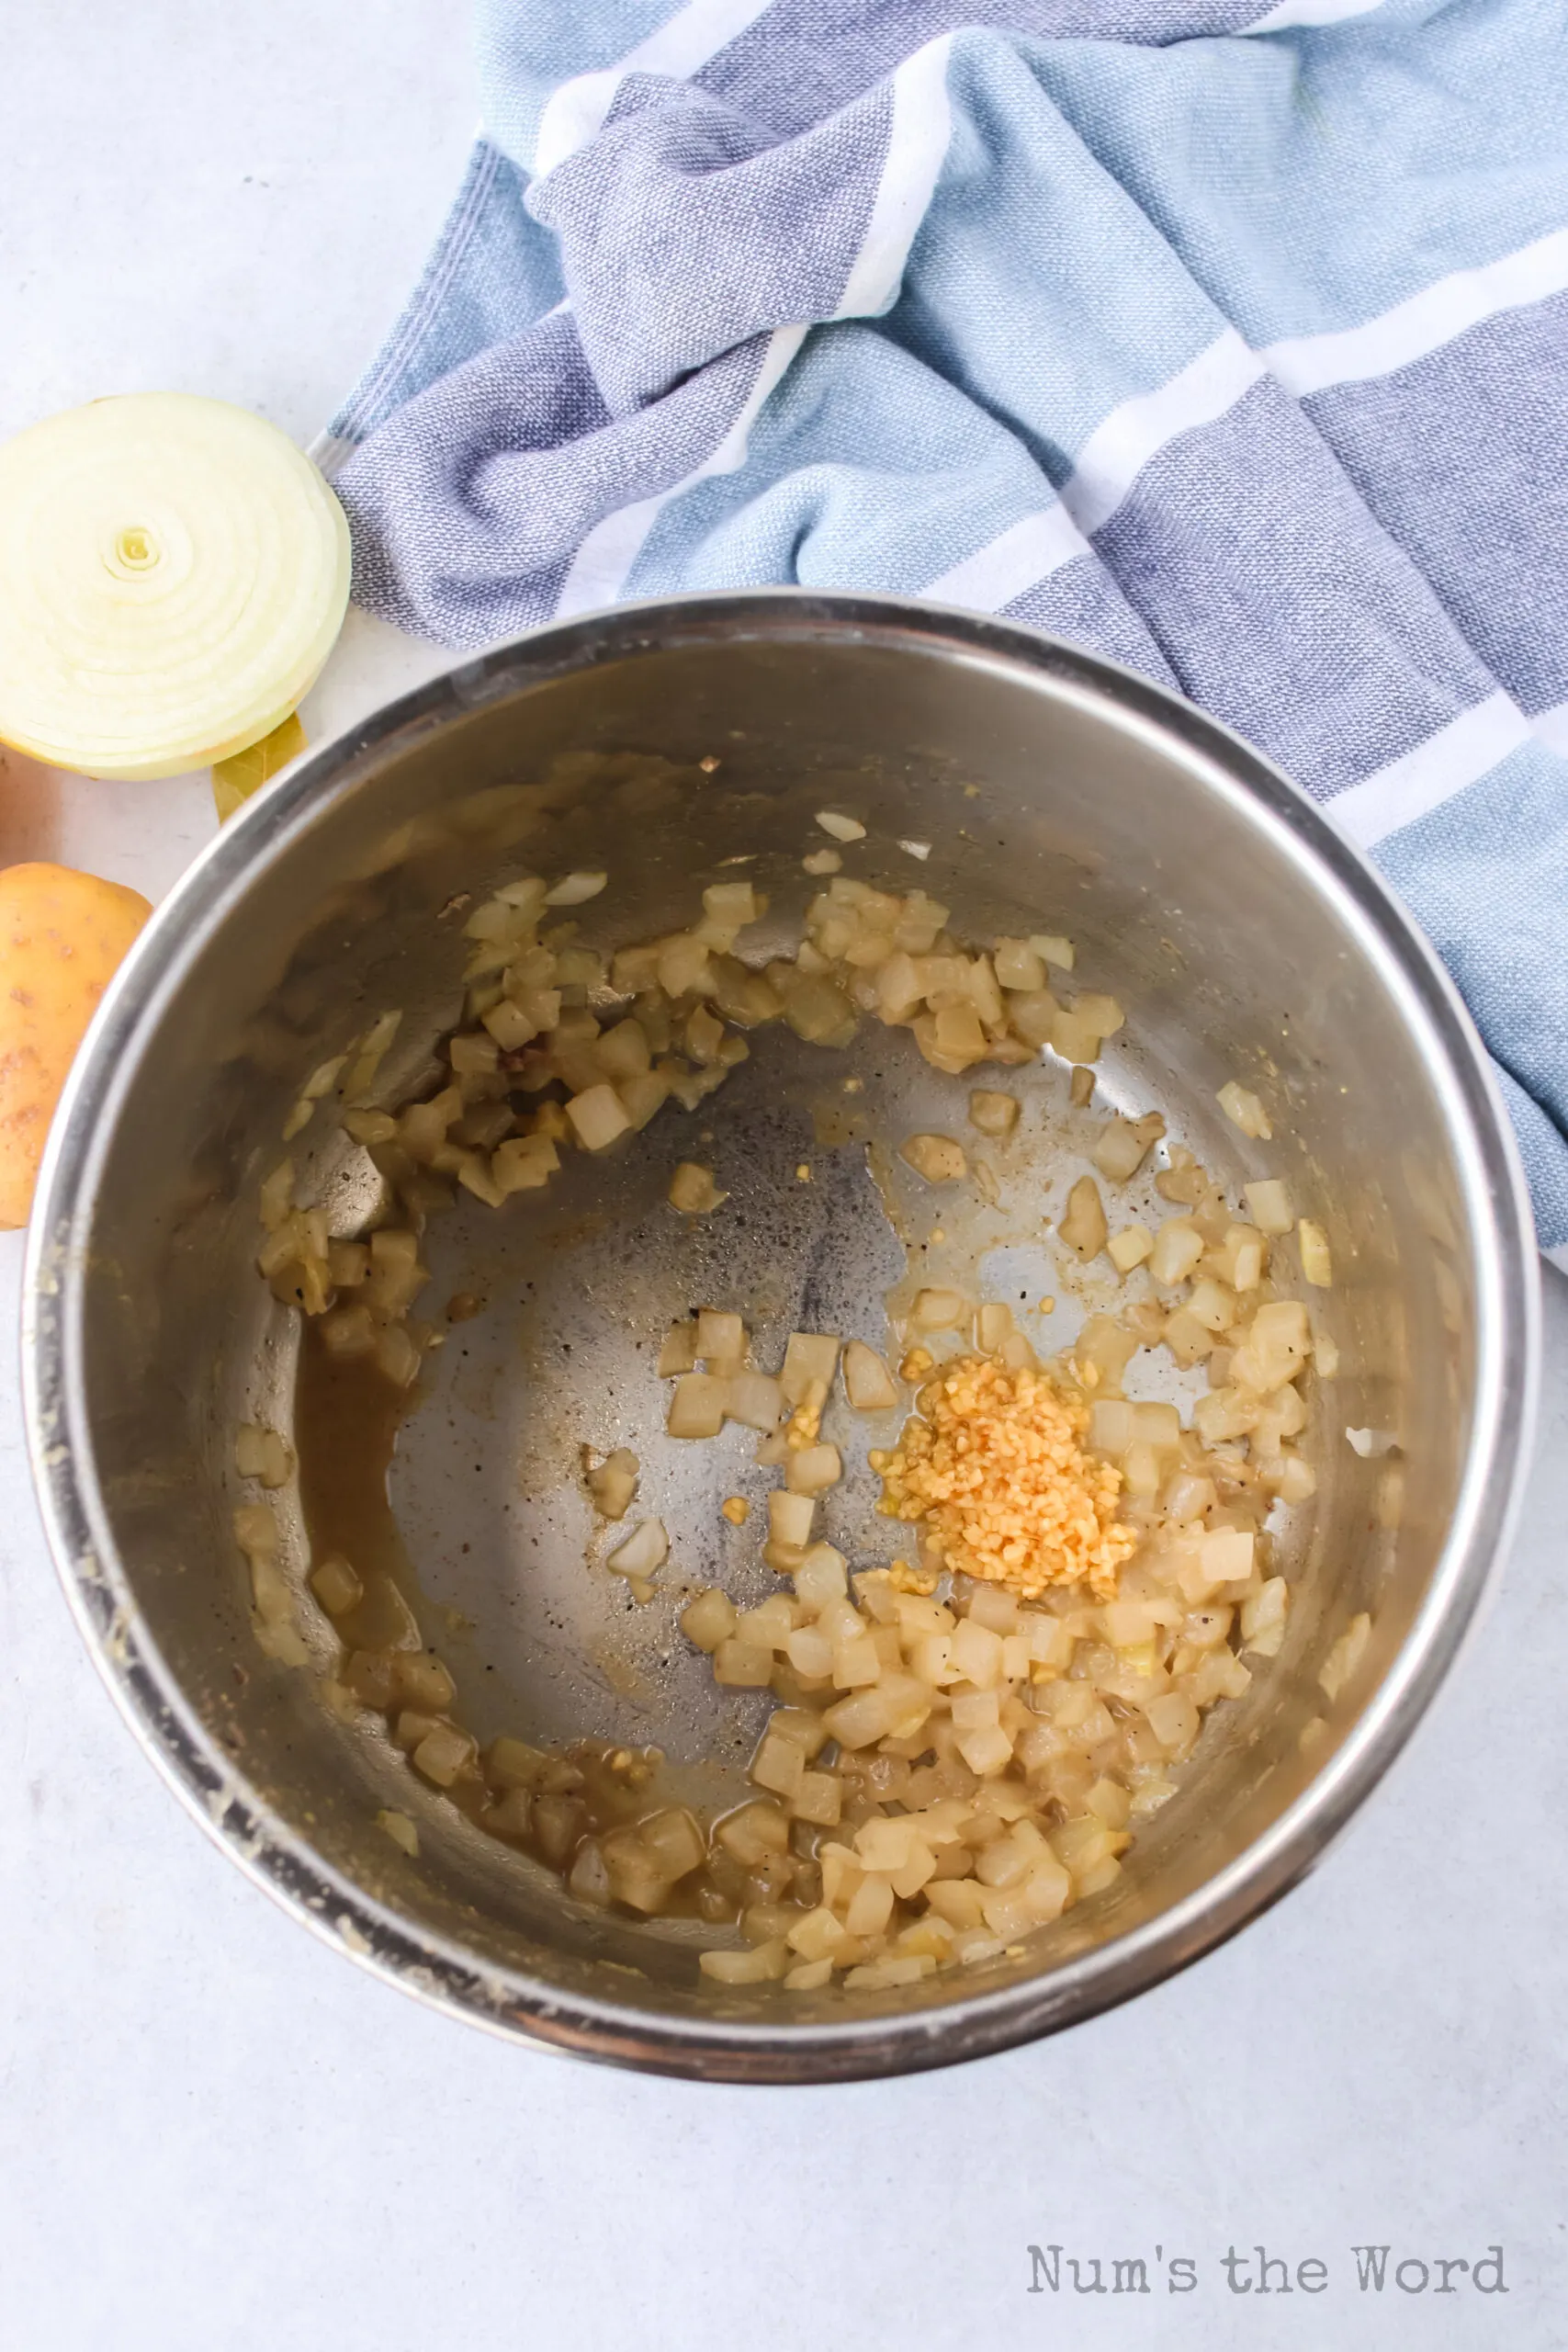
321,0,1568,1265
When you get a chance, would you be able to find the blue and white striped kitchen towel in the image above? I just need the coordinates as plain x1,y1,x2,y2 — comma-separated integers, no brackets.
321,0,1568,1264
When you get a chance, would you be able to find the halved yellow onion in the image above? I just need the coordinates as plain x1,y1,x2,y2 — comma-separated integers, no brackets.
0,393,350,781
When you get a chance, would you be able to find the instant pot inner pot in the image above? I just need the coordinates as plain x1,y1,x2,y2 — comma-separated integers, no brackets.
73,627,1479,2031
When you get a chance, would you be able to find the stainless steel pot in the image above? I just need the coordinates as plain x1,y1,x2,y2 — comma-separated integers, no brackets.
23,594,1538,2082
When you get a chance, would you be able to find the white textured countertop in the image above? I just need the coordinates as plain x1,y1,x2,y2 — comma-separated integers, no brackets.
3,8,1564,2346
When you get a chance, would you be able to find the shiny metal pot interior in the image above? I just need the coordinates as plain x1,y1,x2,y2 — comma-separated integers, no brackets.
25,594,1537,2082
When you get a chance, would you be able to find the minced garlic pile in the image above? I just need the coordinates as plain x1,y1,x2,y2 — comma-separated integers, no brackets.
874,1357,1137,1602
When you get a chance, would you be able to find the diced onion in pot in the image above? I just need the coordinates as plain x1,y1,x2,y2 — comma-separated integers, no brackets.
910,1286,968,1332
695,1308,745,1366
899,1132,967,1183
726,1371,784,1431
976,1301,1013,1355
1058,1176,1108,1263
1298,1217,1334,1287
1217,1080,1272,1140
668,1374,728,1440
781,1332,840,1404
607,1518,669,1582
567,1084,633,1152
310,1555,363,1617
1109,1223,1153,1273
700,1939,790,1984
713,1637,775,1689
1243,1178,1292,1234
587,1448,640,1520
1092,1113,1164,1183
1320,1611,1371,1700
235,1423,294,1487
842,1340,897,1412
658,1319,698,1376
967,1089,1019,1139
769,1490,817,1549
785,1442,842,1496
681,1589,737,1651
544,871,607,906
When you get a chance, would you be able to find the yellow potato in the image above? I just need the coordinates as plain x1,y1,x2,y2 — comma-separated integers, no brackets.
0,862,152,1227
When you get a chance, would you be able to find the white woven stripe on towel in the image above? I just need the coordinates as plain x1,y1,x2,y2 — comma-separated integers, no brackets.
1533,699,1568,755
1061,331,1269,540
1328,692,1534,850
938,222,1568,621
833,36,954,321
555,322,806,615
534,0,775,177
921,505,1089,610
1265,226,1568,398
1244,0,1386,29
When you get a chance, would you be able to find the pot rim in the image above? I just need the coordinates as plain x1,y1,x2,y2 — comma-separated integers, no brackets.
21,589,1540,2084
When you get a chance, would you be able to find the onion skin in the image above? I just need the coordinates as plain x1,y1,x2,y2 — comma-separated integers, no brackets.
0,863,151,1226
212,710,309,820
